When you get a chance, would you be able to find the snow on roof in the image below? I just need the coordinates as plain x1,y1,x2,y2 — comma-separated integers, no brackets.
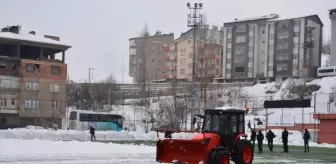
225,14,279,24
215,106,245,111
0,32,70,48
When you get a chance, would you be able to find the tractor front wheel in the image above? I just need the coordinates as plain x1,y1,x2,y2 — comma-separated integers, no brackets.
219,151,230,164
234,140,254,164
209,147,230,164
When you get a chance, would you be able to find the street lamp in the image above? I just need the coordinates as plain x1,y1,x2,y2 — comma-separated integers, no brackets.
187,2,203,130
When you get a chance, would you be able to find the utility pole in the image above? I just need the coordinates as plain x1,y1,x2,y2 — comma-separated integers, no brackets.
187,2,203,130
88,68,94,83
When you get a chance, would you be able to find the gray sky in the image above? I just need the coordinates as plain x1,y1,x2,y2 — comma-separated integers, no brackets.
0,0,334,83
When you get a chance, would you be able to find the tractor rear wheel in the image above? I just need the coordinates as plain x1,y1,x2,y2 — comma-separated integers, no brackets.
234,140,254,164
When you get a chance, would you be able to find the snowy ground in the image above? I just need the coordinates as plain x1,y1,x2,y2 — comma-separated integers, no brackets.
0,138,332,164
1,127,335,148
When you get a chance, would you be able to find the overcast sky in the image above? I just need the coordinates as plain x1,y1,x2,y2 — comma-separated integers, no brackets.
0,0,335,83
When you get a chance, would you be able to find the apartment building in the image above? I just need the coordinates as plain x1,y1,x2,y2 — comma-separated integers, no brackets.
129,31,174,83
164,36,222,81
222,14,279,83
0,25,71,128
266,15,323,81
222,14,323,83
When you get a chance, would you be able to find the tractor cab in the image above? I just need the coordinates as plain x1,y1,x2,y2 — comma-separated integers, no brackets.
201,108,247,150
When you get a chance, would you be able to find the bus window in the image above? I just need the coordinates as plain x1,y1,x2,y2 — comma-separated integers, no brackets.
117,117,123,127
69,111,77,120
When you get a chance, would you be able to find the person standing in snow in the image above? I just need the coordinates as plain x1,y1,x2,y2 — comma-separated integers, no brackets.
250,128,256,151
303,129,311,152
266,129,276,152
282,127,289,153
247,121,251,129
256,130,264,153
90,126,96,141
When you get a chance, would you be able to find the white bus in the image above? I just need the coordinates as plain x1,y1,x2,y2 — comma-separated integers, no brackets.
317,66,336,77
68,110,126,132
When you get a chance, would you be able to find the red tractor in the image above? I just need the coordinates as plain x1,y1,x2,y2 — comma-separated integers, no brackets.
156,108,254,164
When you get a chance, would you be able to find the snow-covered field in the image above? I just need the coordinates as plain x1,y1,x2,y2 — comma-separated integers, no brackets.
0,138,328,164
1,127,335,148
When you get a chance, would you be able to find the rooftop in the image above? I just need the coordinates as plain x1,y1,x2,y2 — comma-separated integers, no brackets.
268,14,323,26
0,31,71,48
225,14,279,24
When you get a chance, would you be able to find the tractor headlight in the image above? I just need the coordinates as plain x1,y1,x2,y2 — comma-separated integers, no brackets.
198,161,204,164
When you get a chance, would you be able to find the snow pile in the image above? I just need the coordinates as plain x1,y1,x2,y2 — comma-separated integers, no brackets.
0,128,195,141
0,138,155,160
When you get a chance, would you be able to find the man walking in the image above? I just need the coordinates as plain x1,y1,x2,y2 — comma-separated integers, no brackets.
266,129,276,152
250,128,256,151
282,127,289,153
303,129,311,152
90,126,96,141
257,130,264,153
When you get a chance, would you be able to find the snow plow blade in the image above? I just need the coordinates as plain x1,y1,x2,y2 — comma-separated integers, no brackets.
156,139,209,164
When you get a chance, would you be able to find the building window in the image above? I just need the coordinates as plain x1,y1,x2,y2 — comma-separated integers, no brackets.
180,59,186,65
180,69,185,75
249,25,254,32
50,84,60,92
269,34,274,40
294,21,300,27
227,29,232,33
227,39,232,44
0,99,6,107
248,68,253,72
248,47,253,53
234,57,245,64
248,57,253,61
226,69,231,73
26,63,40,73
11,98,15,106
277,43,288,50
293,54,299,60
276,53,289,61
236,36,246,43
50,100,59,109
235,46,246,54
276,63,288,71
227,59,232,63
24,100,39,109
236,25,246,32
249,37,253,44
282,23,289,28
278,31,289,39
51,66,61,75
26,81,39,90
293,32,300,37
227,48,232,54
268,66,273,71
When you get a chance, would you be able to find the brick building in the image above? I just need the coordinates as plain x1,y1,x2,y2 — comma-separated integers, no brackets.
0,25,71,128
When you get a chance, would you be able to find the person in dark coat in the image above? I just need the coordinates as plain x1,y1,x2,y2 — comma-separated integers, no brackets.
303,129,311,152
90,126,96,141
282,127,289,153
266,129,276,152
250,128,256,151
256,130,264,153
247,121,251,129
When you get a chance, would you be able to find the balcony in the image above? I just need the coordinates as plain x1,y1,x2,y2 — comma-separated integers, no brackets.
163,65,170,71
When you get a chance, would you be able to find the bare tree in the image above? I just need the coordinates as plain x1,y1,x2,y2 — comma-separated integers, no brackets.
323,39,331,54
285,78,312,100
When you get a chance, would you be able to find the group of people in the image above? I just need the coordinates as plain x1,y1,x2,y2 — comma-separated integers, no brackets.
248,121,311,153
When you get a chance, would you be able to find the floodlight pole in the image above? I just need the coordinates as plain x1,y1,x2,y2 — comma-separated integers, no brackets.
187,2,203,131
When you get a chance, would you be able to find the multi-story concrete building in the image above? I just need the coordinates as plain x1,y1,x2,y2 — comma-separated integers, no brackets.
222,14,323,83
128,31,174,83
222,14,279,83
0,25,71,128
163,36,222,82
266,15,323,81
